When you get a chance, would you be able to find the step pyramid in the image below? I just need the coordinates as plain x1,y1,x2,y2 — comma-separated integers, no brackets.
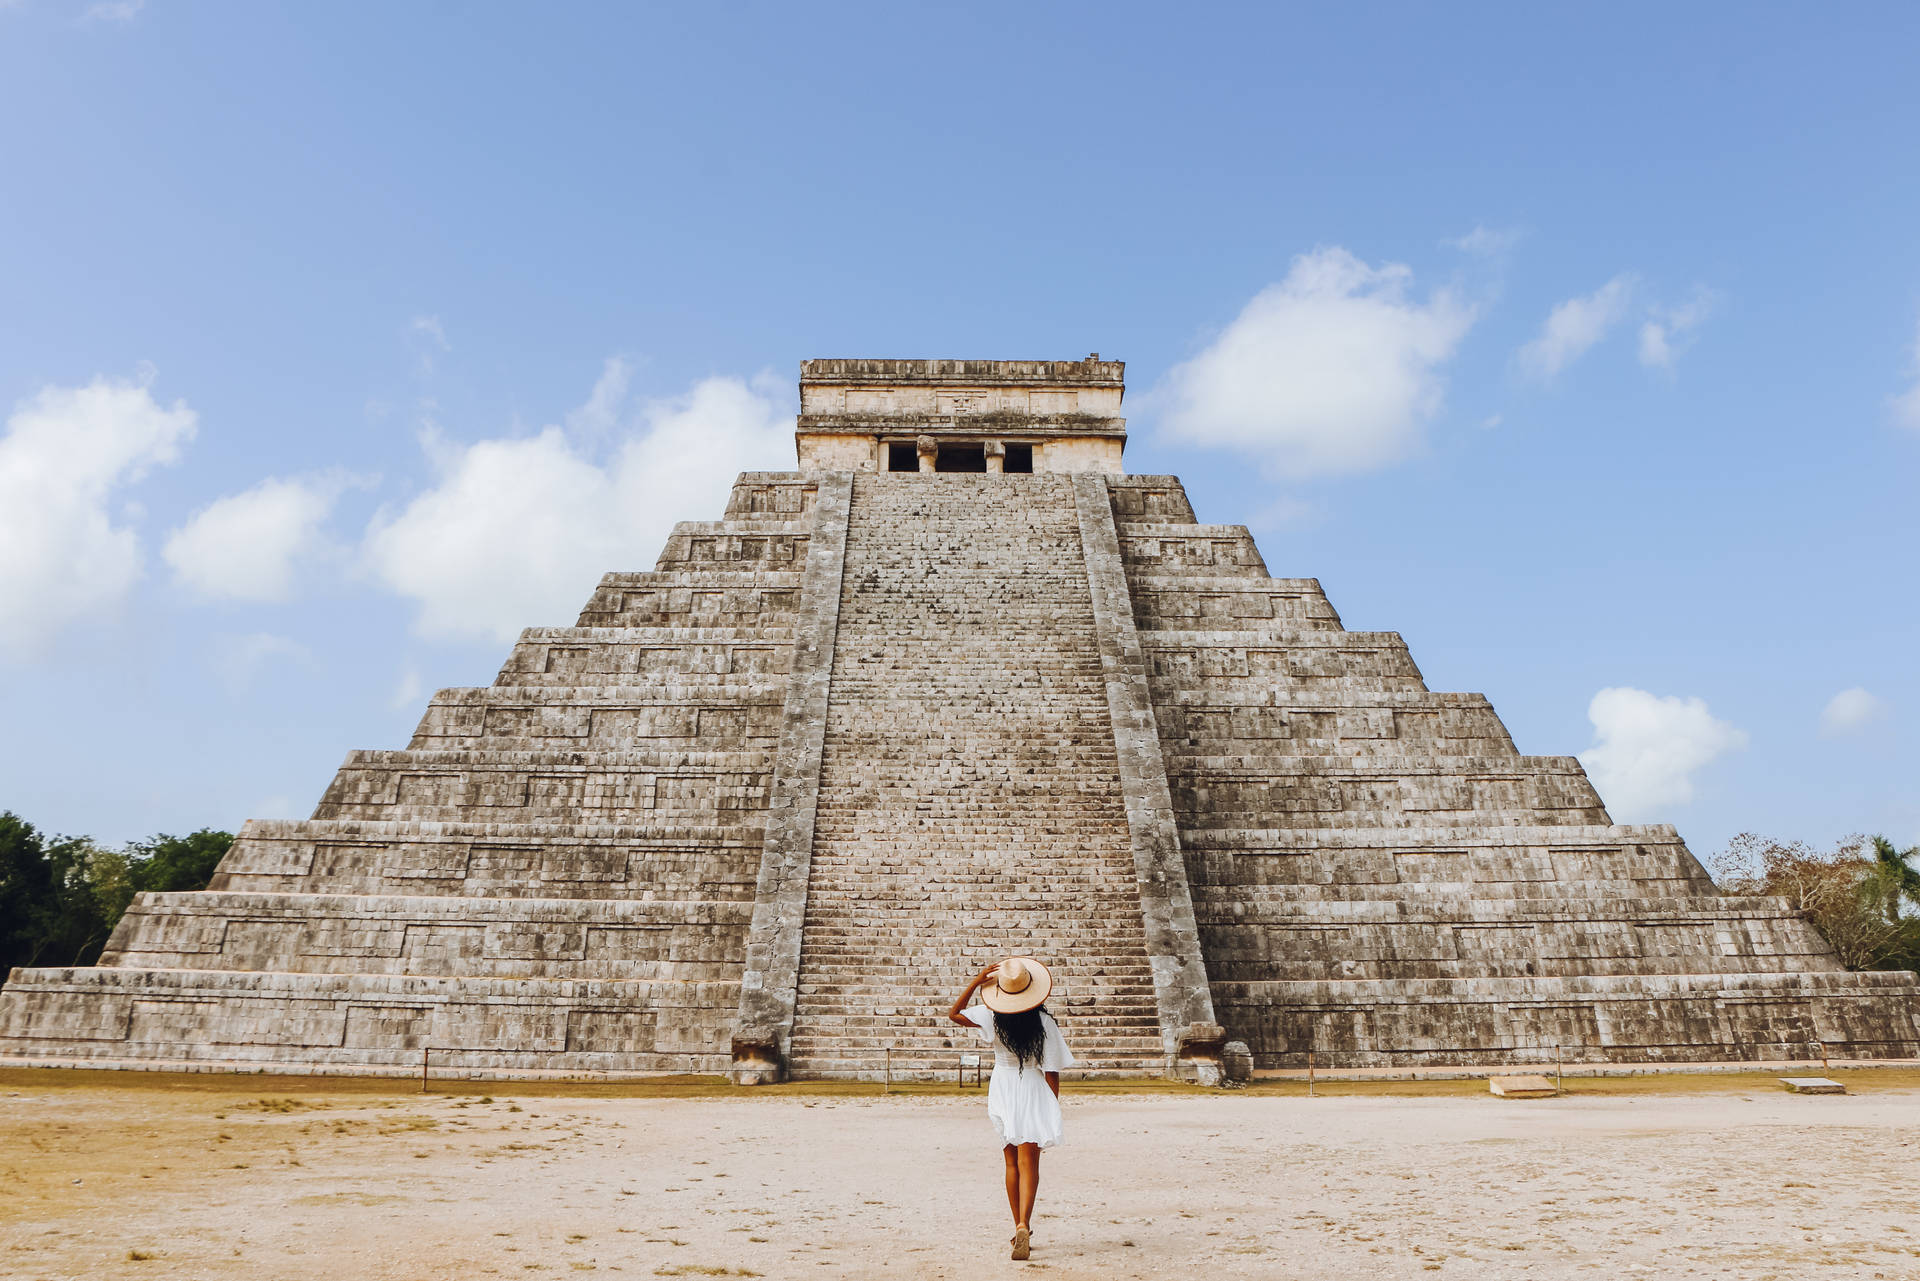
3,357,1915,1080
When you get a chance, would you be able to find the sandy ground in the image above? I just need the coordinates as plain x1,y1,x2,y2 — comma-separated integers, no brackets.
3,1072,1919,1280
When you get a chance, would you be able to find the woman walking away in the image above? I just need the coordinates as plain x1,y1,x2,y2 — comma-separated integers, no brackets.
947,956,1076,1262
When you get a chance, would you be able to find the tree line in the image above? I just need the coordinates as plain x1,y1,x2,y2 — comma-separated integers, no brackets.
0,812,232,975
1708,832,1920,974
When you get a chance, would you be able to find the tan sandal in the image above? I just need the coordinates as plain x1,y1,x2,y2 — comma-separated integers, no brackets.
1011,1226,1031,1260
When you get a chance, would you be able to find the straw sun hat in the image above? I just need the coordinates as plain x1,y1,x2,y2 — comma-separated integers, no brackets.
980,956,1053,1014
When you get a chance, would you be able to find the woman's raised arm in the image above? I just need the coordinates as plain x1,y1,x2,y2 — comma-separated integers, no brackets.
947,962,1000,1025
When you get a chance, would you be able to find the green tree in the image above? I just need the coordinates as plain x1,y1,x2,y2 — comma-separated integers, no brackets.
128,829,235,896
1870,836,1920,912
0,812,61,973
0,813,235,978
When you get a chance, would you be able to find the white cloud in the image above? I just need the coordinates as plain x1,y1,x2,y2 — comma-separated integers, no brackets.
363,368,791,642
1250,494,1321,529
82,0,144,22
1518,274,1635,380
0,371,196,658
1893,317,1920,432
409,315,450,351
1819,686,1887,737
163,473,352,602
1159,247,1475,477
1639,287,1718,369
408,315,451,376
391,667,425,712
564,357,632,440
1448,225,1523,258
1579,687,1747,820
213,631,310,695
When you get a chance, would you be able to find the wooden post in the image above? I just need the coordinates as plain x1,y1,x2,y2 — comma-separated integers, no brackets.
420,1045,430,1093
884,1045,892,1094
1555,1045,1563,1094
1307,1047,1315,1098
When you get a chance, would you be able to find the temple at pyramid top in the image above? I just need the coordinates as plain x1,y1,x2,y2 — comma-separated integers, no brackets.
795,355,1129,474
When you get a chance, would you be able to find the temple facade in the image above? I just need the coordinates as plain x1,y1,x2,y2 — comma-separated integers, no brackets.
4,358,1916,1081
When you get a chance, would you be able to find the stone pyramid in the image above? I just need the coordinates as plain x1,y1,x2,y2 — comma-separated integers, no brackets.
4,358,1916,1081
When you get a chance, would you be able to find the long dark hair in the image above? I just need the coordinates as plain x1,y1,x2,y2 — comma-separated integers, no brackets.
996,1004,1050,1068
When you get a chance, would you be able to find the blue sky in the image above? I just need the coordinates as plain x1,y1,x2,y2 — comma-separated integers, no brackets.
2,2,1915,858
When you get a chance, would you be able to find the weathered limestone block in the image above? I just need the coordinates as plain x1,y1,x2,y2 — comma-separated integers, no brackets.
1142,632,1427,689
1119,525,1270,577
1212,971,1920,1067
576,571,804,629
103,892,751,982
313,748,773,823
1107,475,1198,525
0,967,740,1072
410,688,784,751
213,819,764,901
1129,576,1344,630
653,520,814,572
495,627,794,687
723,473,820,519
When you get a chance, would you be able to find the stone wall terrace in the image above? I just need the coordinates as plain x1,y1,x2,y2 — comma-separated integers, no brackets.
1156,689,1518,757
101,892,749,982
0,968,738,1073
1169,755,1607,829
410,686,784,751
313,747,772,823
1178,825,1719,899
1127,575,1343,630
1106,475,1198,524
495,627,793,686
722,474,820,519
211,818,763,901
1117,524,1268,578
1193,896,1844,982
654,522,811,572
1211,970,1920,1067
1141,630,1427,689
575,570,803,629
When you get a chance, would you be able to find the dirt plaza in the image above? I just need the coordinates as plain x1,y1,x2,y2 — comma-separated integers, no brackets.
3,1069,1919,1280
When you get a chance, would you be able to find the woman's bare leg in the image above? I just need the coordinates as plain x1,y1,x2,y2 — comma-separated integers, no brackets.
1015,1143,1041,1230
1003,1144,1019,1224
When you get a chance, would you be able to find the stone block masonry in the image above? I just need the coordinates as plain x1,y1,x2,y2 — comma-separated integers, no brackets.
1106,472,1920,1066
2,365,1916,1078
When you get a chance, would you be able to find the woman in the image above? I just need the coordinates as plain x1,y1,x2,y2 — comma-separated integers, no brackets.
946,956,1076,1262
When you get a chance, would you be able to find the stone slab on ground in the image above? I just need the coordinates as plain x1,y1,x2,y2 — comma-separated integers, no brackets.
1781,1076,1849,1094
1489,1074,1560,1098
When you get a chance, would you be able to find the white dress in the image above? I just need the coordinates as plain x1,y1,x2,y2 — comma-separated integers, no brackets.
959,1005,1077,1149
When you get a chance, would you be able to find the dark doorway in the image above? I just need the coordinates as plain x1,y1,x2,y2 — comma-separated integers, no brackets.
1004,443,1034,473
887,442,918,472
935,443,986,472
